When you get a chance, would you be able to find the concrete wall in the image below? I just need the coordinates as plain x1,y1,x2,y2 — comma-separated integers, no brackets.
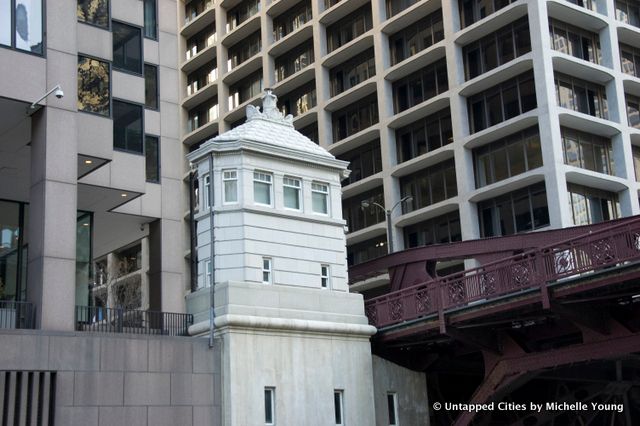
0,330,221,426
372,355,429,426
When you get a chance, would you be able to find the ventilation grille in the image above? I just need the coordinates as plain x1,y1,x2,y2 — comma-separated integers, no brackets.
1,371,56,426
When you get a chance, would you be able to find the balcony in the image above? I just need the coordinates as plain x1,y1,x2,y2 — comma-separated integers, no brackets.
269,22,313,57
455,2,527,45
322,31,374,69
0,301,36,329
381,0,441,35
319,0,369,25
183,69,219,110
181,0,215,38
223,14,261,47
182,34,217,74
75,306,193,336
385,42,446,83
547,0,607,32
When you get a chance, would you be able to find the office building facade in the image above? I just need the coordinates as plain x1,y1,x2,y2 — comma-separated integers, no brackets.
177,0,640,295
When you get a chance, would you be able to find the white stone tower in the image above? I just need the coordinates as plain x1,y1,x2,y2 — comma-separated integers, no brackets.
187,90,376,425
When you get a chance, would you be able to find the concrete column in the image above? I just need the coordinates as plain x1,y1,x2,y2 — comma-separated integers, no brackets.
28,107,78,331
527,0,573,228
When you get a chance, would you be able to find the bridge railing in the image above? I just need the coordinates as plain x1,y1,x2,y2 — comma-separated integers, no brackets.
365,218,640,328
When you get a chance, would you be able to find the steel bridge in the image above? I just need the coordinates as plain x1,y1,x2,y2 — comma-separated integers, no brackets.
352,216,640,426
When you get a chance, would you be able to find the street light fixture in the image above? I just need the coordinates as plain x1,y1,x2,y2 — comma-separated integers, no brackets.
361,196,413,254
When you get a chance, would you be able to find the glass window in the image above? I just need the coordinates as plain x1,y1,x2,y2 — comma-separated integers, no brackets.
77,55,110,116
321,265,330,288
393,59,447,113
262,258,272,284
387,393,398,426
312,182,329,214
555,74,608,119
113,21,142,74
4,0,44,54
223,170,238,203
283,176,301,210
334,390,344,425
144,64,158,110
205,260,212,288
1,0,12,46
145,135,160,183
77,0,109,29
143,0,157,39
478,183,549,237
568,184,620,225
388,11,444,65
400,160,456,213
264,387,275,424
403,211,461,248
203,174,211,208
113,100,143,153
254,171,273,206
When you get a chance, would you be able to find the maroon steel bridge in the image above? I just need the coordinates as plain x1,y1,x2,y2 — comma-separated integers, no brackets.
353,216,640,426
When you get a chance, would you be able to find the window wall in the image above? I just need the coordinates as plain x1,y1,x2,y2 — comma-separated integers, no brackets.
403,211,461,248
549,18,601,64
332,94,378,142
459,0,518,29
338,140,382,186
227,0,260,31
566,0,597,11
561,127,614,174
186,26,216,60
386,0,420,19
620,43,640,77
568,183,620,225
228,30,261,70
616,0,640,27
626,93,640,128
633,146,640,181
77,55,110,116
478,182,549,237
326,5,372,53
463,17,530,80
343,187,385,233
279,82,316,117
347,235,387,266
555,73,608,119
228,71,262,109
273,0,312,41
187,97,219,132
392,59,448,113
468,71,536,133
1,0,43,54
400,159,457,213
0,200,28,302
389,11,444,66
473,126,542,187
185,0,211,24
396,109,452,163
329,48,375,97
77,0,109,28
113,100,143,153
275,41,314,82
187,60,218,96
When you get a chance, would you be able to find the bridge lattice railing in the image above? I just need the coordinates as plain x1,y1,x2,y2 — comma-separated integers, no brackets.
364,218,640,328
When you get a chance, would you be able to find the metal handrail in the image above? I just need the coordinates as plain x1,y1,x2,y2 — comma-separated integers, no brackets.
365,218,640,328
0,300,36,329
75,306,193,336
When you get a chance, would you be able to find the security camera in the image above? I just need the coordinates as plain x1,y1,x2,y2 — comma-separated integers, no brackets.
54,87,64,99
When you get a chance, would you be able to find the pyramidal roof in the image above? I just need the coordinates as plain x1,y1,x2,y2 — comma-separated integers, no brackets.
208,90,334,160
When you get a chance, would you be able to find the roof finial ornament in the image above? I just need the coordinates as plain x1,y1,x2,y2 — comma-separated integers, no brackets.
245,89,294,126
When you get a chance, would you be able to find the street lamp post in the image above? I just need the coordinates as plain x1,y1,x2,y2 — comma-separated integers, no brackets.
361,196,413,254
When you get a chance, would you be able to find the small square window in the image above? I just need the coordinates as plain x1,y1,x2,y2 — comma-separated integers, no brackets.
312,182,329,214
321,265,330,289
204,259,212,288
265,387,275,425
223,170,238,203
262,257,272,284
283,176,302,210
334,390,344,425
